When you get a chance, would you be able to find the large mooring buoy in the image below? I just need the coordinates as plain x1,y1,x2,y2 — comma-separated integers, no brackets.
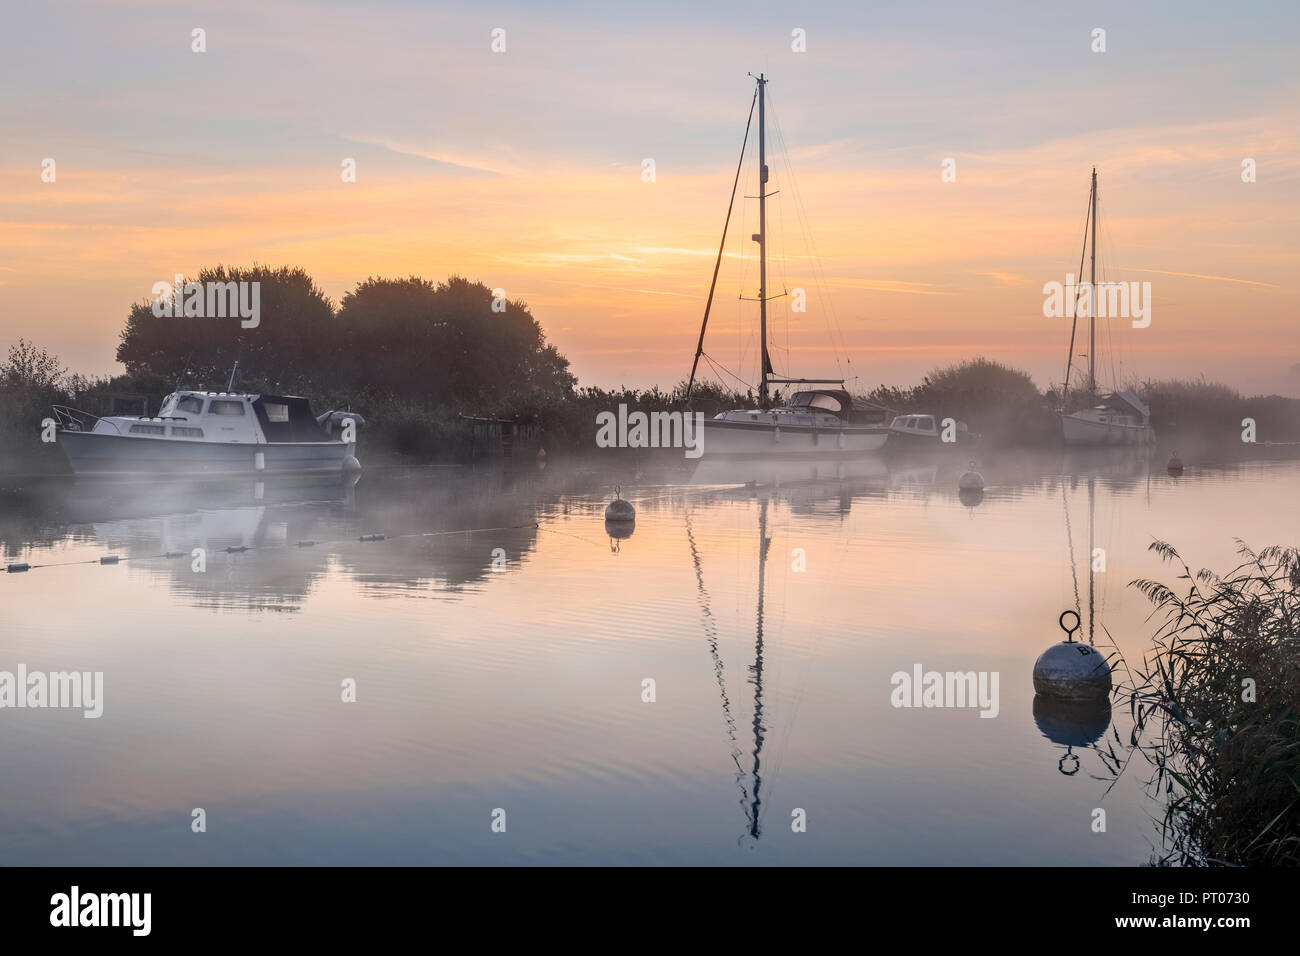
1032,610,1113,700
1166,451,1184,475
605,485,636,523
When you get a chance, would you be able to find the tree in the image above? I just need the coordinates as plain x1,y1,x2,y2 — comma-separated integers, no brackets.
1,339,67,393
335,275,575,410
116,264,335,392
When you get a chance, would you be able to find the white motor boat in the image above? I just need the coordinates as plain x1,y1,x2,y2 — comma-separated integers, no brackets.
53,390,361,477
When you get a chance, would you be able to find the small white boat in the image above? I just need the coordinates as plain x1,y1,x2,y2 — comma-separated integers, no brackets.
885,413,975,449
53,390,361,477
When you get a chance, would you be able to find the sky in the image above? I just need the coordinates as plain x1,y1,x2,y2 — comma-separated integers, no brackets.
1,0,1297,396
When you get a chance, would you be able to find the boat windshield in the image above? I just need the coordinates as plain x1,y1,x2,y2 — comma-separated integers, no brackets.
789,391,842,414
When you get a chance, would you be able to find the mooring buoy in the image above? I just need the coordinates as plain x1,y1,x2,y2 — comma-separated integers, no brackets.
1032,610,1112,700
1166,451,1184,475
958,461,985,491
605,485,635,523
343,455,362,471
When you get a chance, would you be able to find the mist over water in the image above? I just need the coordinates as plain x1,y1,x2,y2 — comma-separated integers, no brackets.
1,449,1296,864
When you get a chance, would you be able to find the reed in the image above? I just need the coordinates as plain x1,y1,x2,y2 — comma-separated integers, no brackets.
1129,540,1300,866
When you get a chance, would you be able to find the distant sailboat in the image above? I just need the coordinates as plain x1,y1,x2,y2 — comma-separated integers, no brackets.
685,74,890,457
1059,168,1153,446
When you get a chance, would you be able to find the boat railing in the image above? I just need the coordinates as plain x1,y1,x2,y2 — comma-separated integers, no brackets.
51,405,124,436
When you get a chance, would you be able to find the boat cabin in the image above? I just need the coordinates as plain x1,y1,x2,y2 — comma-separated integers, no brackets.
889,414,938,437
785,390,893,425
87,391,331,444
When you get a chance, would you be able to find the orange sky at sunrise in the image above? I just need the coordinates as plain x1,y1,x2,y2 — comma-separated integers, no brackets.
2,1,1297,395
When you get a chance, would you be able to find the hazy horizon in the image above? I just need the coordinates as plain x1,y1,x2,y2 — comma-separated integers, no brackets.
2,1,1297,396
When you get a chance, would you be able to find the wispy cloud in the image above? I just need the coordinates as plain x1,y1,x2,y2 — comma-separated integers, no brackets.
824,279,956,296
1127,268,1277,288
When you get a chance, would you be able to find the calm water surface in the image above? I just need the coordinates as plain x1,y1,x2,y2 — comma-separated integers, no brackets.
1,450,1297,864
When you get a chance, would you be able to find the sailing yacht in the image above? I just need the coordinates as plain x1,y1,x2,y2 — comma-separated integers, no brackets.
685,74,890,456
1059,168,1154,446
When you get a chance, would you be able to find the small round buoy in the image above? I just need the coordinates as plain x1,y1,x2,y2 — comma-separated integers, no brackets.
537,447,547,460
343,455,362,471
1166,451,1183,475
958,486,984,508
1032,610,1112,700
605,485,635,523
957,461,984,491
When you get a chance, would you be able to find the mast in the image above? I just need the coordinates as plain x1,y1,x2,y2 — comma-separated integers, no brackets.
756,73,772,409
1088,167,1097,397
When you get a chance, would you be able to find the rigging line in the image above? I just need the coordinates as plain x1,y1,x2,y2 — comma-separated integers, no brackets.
782,119,850,382
1065,175,1093,400
1059,195,1092,390
1062,479,1082,617
688,88,758,403
766,91,848,381
1098,194,1121,388
684,508,746,775
702,351,755,392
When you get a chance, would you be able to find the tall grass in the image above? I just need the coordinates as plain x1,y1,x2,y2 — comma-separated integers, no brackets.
1129,540,1300,865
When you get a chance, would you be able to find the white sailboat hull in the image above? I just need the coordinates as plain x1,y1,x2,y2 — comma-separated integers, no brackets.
701,419,888,456
1061,411,1152,446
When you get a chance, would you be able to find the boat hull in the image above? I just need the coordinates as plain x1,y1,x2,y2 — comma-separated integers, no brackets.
884,430,976,452
57,431,354,477
700,419,888,456
1060,412,1152,446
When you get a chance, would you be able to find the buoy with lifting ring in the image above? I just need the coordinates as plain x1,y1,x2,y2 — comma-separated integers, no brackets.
1032,610,1113,700
958,460,984,491
604,485,635,523
1167,451,1184,475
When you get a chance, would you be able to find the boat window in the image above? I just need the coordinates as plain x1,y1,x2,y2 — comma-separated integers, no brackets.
904,417,916,428
171,426,204,438
807,394,841,413
177,395,205,415
891,416,906,427
917,416,934,431
262,402,290,423
209,400,245,416
129,424,166,435
788,392,813,407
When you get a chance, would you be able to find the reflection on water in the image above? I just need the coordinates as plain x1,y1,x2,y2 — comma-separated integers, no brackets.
1,449,1297,864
